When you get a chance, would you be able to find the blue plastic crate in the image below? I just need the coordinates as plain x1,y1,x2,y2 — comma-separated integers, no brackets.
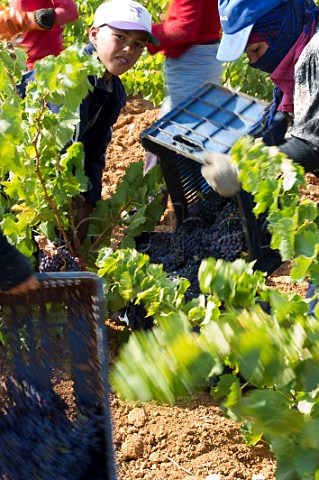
140,82,266,164
140,83,282,274
0,272,117,480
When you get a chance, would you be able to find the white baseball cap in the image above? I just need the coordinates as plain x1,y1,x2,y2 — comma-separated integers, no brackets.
93,0,160,45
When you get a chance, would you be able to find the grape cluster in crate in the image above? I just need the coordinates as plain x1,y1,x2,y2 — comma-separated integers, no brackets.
137,191,246,296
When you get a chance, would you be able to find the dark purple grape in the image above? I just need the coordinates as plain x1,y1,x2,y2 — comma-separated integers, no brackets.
136,195,246,296
0,378,105,480
39,249,81,273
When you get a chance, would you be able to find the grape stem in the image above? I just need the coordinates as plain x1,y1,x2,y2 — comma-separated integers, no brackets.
33,96,75,257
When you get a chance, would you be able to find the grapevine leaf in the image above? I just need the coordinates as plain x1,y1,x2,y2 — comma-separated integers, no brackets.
241,422,264,446
296,359,319,392
297,200,318,223
211,374,240,402
300,419,319,449
111,311,216,403
294,229,318,258
242,389,305,436
219,377,243,422
294,447,319,477
281,157,300,191
267,215,295,260
265,288,308,324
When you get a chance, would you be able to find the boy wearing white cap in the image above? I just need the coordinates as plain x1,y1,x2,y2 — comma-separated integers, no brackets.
75,0,159,239
90,0,158,78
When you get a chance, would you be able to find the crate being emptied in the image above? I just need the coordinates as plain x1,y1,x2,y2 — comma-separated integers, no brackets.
140,82,282,275
0,272,117,480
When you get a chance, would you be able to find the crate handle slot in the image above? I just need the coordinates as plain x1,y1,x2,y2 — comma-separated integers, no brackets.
172,134,203,152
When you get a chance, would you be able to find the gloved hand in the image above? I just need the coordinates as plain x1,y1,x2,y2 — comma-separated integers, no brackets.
0,7,54,41
262,111,290,146
250,110,290,147
249,84,290,146
201,152,241,197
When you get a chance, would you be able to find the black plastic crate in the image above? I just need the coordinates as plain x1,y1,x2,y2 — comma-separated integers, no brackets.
140,83,282,275
0,272,117,480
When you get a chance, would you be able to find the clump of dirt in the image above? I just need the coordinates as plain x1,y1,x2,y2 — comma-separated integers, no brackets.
111,391,276,480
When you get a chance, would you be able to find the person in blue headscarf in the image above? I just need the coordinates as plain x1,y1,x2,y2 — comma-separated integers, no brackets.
201,0,319,311
202,0,319,197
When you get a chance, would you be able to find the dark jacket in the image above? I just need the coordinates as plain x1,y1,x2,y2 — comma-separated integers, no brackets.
77,43,126,204
0,231,33,292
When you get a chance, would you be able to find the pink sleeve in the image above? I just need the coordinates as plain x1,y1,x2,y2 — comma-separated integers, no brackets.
148,0,204,53
51,0,79,26
9,0,79,25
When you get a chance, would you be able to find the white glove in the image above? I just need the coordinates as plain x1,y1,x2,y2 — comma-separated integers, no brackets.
201,152,241,197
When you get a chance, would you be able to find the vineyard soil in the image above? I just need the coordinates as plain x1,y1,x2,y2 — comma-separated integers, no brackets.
2,96,319,480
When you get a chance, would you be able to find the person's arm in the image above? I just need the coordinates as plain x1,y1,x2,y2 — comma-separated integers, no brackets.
279,136,319,174
50,0,79,27
148,0,204,54
5,275,38,295
9,0,79,25
1,0,79,41
0,231,37,294
0,6,52,40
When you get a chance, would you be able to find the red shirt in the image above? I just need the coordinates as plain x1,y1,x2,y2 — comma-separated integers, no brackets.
10,0,79,69
148,0,221,59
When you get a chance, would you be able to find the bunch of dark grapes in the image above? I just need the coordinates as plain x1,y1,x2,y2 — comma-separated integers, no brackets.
188,190,228,226
39,247,81,272
211,200,245,262
172,219,206,261
136,196,246,296
0,378,105,480
216,201,243,236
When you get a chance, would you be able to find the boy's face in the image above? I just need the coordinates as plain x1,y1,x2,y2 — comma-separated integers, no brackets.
89,25,148,79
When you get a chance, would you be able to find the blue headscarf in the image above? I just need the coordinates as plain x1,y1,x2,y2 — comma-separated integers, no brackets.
250,0,319,73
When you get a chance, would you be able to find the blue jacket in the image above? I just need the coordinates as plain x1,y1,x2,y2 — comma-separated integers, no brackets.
77,43,126,203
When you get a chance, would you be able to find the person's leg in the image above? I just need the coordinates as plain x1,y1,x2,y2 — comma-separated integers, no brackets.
145,44,223,172
17,69,61,113
16,70,35,98
144,150,160,175
144,45,222,206
305,281,319,316
143,60,172,177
